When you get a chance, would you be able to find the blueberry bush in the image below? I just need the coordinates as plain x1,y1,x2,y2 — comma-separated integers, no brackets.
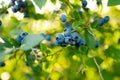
0,0,120,80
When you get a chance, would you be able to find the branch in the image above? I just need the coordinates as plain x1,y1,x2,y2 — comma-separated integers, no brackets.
93,57,104,80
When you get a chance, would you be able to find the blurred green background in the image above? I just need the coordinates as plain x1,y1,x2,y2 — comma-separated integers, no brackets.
0,0,120,80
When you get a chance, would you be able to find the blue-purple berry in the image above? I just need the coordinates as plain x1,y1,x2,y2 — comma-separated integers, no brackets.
0,62,5,67
103,16,110,23
45,35,51,41
60,14,67,22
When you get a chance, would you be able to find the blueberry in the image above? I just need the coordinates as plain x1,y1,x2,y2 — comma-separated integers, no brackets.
70,41,76,46
10,1,15,6
19,32,28,39
64,28,71,37
54,40,60,46
12,5,20,12
65,37,72,44
98,18,104,26
60,42,67,47
64,22,73,30
16,0,22,3
15,35,22,45
0,62,5,67
71,32,80,41
79,38,85,46
25,61,30,66
45,35,51,41
64,22,70,28
103,16,110,23
18,1,27,8
96,1,101,5
56,33,65,43
82,0,87,8
60,14,67,22
0,20,2,26
95,42,100,48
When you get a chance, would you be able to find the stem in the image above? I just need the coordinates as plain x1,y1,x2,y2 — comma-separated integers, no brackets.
93,57,104,80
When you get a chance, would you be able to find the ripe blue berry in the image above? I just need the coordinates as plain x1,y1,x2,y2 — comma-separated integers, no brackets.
18,1,27,8
82,0,87,8
64,29,71,37
79,38,85,46
45,35,51,41
65,37,72,44
95,42,100,48
60,42,67,47
64,22,73,30
60,14,67,22
15,35,22,45
25,61,30,66
12,5,20,12
103,16,110,23
10,1,15,6
96,1,101,5
0,20,2,26
98,18,104,26
19,32,28,39
0,62,5,67
56,33,65,43
71,32,80,41
54,40,60,46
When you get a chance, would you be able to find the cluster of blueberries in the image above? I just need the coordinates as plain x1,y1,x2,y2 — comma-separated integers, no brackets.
15,32,28,45
10,0,27,17
54,14,86,47
98,16,110,26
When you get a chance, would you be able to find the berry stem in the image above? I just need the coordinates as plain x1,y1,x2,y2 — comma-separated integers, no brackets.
93,57,104,80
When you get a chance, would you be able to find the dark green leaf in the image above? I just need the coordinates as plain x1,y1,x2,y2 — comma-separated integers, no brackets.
40,44,51,55
91,20,98,28
33,0,47,9
0,43,13,60
70,10,81,20
72,21,84,29
20,34,44,51
84,30,96,49
51,0,56,4
104,46,120,60
107,0,120,6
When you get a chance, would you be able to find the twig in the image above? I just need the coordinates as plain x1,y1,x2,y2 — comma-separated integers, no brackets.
93,57,104,80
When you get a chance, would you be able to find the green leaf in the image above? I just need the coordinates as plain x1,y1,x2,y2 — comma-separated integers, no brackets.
84,30,96,49
51,0,56,4
104,46,120,60
70,10,81,20
107,0,120,6
20,34,44,51
40,44,51,55
0,43,13,60
72,21,84,29
33,0,47,9
91,20,98,28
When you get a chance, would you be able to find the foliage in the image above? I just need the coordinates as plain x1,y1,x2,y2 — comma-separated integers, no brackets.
0,0,120,80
